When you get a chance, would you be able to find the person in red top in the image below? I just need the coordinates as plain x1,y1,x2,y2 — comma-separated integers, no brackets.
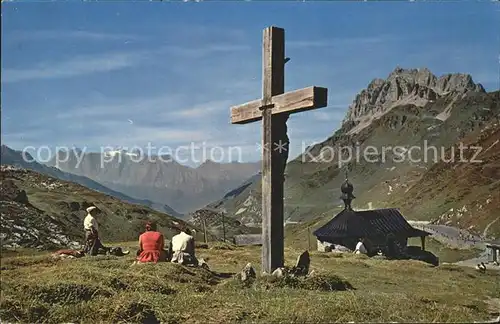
137,221,166,263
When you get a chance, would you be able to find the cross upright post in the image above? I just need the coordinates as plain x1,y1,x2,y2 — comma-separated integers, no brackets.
262,26,286,273
230,26,328,274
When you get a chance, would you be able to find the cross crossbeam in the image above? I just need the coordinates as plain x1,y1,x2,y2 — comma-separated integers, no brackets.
230,26,328,274
231,86,328,124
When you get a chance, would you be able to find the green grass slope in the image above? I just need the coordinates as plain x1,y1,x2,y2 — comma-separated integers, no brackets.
1,245,499,323
388,119,500,238
0,166,210,250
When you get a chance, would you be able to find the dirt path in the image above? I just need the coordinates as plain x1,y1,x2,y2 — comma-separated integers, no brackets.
408,221,484,250
483,217,500,238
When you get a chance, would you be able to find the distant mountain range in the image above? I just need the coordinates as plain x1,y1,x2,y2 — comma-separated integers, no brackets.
202,67,500,239
0,145,181,217
45,150,260,215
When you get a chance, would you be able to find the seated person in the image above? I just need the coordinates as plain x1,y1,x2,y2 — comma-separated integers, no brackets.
354,238,368,255
170,226,198,266
137,221,167,263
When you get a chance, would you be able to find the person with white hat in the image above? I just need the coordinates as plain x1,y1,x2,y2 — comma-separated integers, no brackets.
83,205,105,256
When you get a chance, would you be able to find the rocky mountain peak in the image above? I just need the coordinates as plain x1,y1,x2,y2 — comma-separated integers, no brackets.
343,67,485,132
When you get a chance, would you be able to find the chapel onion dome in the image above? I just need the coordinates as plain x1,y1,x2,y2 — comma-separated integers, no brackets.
340,178,356,200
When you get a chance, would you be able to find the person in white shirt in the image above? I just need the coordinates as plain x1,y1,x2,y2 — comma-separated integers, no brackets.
354,238,368,255
83,206,105,256
170,227,198,266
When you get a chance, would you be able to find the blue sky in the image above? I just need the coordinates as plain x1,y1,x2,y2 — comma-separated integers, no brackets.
2,1,499,166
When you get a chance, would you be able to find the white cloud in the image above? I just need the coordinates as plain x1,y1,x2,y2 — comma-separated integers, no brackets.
157,43,251,59
53,95,234,123
54,93,187,120
287,35,396,49
7,30,140,42
2,51,143,83
2,42,251,84
169,100,233,118
113,127,208,144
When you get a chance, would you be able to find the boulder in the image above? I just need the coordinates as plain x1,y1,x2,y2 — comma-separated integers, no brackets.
239,263,256,282
292,250,310,276
271,267,285,278
198,258,210,270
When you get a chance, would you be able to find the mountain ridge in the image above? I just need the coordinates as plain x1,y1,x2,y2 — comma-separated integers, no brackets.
201,67,500,238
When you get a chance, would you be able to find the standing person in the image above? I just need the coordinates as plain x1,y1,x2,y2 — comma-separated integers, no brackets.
83,206,106,256
170,226,198,266
137,221,166,263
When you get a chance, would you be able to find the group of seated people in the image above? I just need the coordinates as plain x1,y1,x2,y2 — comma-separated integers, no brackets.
136,221,198,265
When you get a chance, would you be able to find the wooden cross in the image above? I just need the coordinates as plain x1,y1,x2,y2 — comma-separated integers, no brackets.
230,26,328,273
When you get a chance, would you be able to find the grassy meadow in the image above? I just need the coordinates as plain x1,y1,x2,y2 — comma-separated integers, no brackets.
1,242,499,323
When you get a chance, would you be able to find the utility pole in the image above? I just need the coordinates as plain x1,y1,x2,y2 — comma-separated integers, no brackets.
308,226,311,251
221,209,227,243
202,214,208,244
